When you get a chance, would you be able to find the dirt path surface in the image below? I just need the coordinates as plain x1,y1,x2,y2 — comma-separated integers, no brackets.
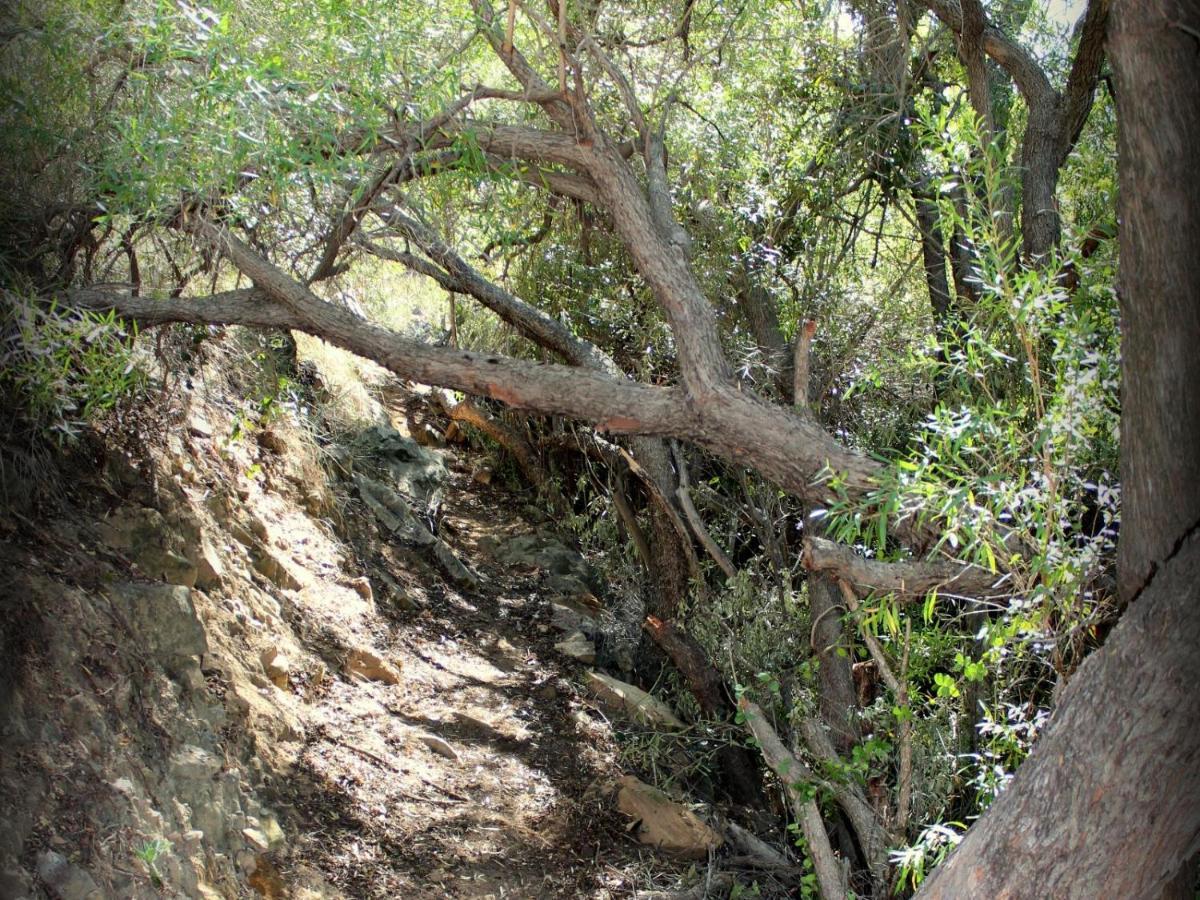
0,357,740,900
264,464,642,898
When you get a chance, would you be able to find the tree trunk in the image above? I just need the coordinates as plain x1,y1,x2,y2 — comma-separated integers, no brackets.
1110,0,1200,604
914,533,1200,899
915,3,1200,894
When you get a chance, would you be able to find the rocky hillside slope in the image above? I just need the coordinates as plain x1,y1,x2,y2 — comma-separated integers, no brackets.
0,333,797,899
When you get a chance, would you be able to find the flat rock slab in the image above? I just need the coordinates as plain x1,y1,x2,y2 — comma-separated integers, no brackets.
615,775,722,860
345,647,402,685
584,671,684,731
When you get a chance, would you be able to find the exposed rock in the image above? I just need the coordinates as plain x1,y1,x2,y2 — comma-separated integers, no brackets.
35,851,102,900
345,647,402,685
193,537,225,591
416,733,459,762
548,598,600,635
544,573,600,603
242,827,271,852
614,776,722,860
251,547,302,591
97,507,199,587
260,815,286,849
491,533,592,584
0,865,32,898
432,540,479,589
259,648,291,689
356,475,436,548
345,576,373,602
354,425,446,510
359,475,478,589
585,671,684,730
170,745,222,780
555,631,596,665
108,583,208,679
187,414,215,439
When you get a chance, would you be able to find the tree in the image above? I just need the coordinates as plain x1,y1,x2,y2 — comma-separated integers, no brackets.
8,0,1192,894
912,1,1200,894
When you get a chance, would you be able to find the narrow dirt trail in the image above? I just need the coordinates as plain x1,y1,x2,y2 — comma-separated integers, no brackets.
258,447,650,898
0,360,722,899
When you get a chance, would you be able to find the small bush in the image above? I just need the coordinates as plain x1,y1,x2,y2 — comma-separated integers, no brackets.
0,290,146,446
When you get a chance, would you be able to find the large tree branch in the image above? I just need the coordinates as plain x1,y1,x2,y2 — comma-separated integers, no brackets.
803,536,1005,600
68,284,700,434
78,217,879,502
1059,0,1111,154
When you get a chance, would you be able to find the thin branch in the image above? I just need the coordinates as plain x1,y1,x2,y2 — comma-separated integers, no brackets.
738,699,847,900
672,441,737,580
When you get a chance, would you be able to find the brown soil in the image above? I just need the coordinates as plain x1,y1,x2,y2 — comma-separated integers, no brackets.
0,348,740,899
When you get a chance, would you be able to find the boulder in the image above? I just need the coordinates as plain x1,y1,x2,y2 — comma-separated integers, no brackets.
354,425,446,509
251,547,302,591
170,745,222,780
345,648,402,685
356,476,436,548
555,632,596,665
432,540,479,589
614,776,722,859
585,671,684,730
193,537,225,591
491,533,592,584
548,598,600,635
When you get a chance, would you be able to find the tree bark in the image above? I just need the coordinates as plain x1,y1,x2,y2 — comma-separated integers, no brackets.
914,531,1200,899
808,573,860,753
1110,0,1200,604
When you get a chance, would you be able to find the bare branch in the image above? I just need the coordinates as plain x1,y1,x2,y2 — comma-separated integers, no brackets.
672,442,737,580
738,699,847,900
803,536,1004,600
310,151,462,283
369,204,615,371
797,716,893,885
